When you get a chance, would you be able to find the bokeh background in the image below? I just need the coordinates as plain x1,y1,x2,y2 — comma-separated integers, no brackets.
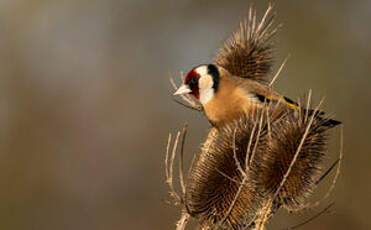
0,0,370,229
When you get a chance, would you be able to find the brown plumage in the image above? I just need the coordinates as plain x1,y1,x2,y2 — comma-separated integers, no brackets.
175,64,341,129
202,66,288,127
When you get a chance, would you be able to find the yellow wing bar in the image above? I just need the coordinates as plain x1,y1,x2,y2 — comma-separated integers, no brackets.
255,93,299,110
280,96,299,110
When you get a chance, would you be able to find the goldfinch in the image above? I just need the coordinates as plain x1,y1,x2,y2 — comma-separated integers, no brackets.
173,6,340,127
174,64,341,128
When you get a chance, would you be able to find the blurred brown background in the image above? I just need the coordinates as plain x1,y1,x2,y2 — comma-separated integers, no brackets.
0,0,370,229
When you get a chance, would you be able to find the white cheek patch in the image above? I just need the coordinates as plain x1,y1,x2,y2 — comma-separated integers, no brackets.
198,74,214,104
195,65,208,76
198,73,213,89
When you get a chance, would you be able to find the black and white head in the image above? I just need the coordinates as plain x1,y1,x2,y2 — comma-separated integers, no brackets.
174,64,220,105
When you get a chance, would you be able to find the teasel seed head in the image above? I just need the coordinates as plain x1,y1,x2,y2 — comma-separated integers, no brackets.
184,113,267,229
252,111,336,210
214,4,278,84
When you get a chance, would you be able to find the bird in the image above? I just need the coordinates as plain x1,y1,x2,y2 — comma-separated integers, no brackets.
172,6,340,128
174,64,341,128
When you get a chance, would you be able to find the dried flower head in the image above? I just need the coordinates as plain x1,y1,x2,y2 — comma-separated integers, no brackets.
184,115,263,229
166,104,341,229
252,108,339,211
214,4,278,84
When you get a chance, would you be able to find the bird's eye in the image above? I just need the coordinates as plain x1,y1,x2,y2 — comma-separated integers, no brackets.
185,70,200,88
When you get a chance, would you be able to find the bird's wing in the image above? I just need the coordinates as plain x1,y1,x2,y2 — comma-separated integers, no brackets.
237,79,341,127
235,78,299,109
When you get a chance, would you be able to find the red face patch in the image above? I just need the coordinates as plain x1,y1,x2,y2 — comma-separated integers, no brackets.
185,69,200,99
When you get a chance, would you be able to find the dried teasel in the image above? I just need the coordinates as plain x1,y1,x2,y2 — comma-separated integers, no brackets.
184,112,267,229
214,4,278,84
252,102,342,211
165,103,342,230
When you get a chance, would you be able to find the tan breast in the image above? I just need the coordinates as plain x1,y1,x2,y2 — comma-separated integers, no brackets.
203,79,258,127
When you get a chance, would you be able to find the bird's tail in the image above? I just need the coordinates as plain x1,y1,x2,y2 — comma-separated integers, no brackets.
304,109,342,128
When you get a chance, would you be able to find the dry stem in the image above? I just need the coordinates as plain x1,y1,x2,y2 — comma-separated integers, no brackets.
165,124,191,230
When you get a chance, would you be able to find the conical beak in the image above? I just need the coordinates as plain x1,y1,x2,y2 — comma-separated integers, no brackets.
173,84,192,95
